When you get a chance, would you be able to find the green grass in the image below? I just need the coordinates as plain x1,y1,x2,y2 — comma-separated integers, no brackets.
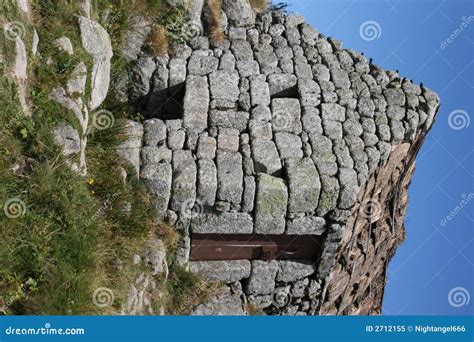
0,0,211,315
166,265,219,315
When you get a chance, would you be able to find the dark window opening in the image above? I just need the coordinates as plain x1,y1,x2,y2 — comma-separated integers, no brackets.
146,82,185,120
270,87,299,99
190,234,323,261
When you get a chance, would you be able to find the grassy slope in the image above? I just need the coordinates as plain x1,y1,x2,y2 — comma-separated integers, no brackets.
0,0,215,315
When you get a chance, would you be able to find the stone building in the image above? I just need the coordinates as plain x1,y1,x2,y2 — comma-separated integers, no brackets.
117,0,440,315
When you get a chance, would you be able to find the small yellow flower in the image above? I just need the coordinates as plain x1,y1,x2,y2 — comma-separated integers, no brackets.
87,178,94,185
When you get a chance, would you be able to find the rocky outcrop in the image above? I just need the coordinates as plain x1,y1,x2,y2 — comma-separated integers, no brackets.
115,0,439,315
121,239,168,315
49,16,113,176
222,0,255,27
2,7,32,118
78,16,113,111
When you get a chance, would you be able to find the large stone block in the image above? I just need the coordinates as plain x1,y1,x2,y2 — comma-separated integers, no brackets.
285,157,320,213
330,68,350,89
286,216,326,235
197,159,217,206
196,135,217,160
231,39,253,61
316,175,339,216
141,146,172,164
277,260,317,282
190,260,251,283
271,98,302,134
387,105,406,120
254,174,288,234
191,289,246,315
170,150,197,212
251,139,282,175
143,118,166,146
337,167,359,209
246,260,279,295
167,129,186,150
274,132,303,159
188,53,219,76
116,120,143,177
301,106,323,135
236,60,260,77
169,57,187,87
222,0,255,27
321,103,345,122
250,76,270,107
141,163,172,218
249,119,273,140
183,75,209,132
298,79,321,107
242,176,256,212
322,120,343,140
384,88,406,106
190,212,254,234
216,151,243,204
210,110,250,132
268,73,297,96
255,48,278,74
309,134,336,164
209,70,240,103
217,128,240,152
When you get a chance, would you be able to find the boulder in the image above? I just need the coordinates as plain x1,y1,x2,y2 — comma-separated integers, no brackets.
183,75,210,132
222,0,255,27
53,123,81,156
277,261,317,282
254,174,288,234
190,260,251,283
251,139,282,175
246,260,279,295
54,37,74,55
286,216,326,235
216,151,243,204
190,212,253,234
78,16,113,110
285,157,321,213
122,16,152,62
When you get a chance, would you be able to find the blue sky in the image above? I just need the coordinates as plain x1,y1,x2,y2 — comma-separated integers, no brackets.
285,0,474,315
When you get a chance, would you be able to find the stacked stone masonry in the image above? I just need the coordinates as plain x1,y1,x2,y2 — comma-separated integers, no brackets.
121,2,439,315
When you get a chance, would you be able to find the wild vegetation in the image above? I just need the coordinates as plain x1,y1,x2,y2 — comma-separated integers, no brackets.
0,0,217,315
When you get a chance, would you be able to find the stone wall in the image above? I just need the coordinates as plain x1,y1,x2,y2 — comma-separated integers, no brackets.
119,0,439,315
